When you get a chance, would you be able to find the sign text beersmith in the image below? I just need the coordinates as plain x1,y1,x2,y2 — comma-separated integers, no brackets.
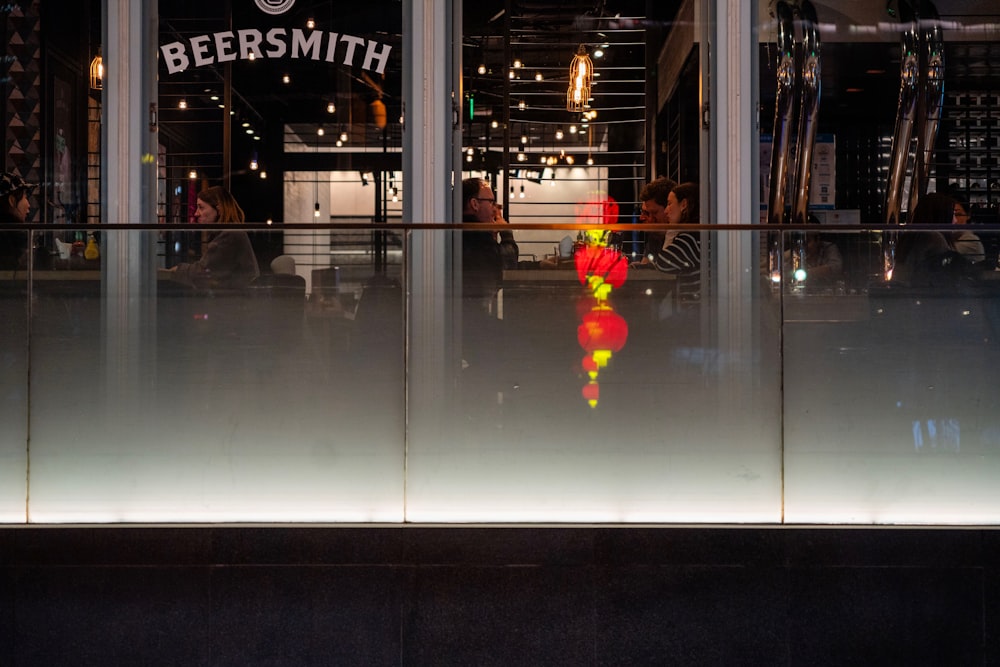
160,27,392,75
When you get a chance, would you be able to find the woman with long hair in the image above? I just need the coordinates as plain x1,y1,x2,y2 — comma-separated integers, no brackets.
652,181,702,303
168,185,259,289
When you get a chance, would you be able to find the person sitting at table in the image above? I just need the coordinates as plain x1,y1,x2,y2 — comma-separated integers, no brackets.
629,176,677,267
0,171,32,271
167,185,259,290
461,177,518,304
784,215,843,284
893,192,971,288
651,181,702,303
950,195,985,265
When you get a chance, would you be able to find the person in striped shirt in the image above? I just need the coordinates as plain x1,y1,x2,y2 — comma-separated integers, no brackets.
649,181,701,303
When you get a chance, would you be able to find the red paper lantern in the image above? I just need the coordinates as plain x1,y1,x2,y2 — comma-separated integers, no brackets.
577,308,628,353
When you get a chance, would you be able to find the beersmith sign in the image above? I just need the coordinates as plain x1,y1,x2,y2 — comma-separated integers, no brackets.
160,27,392,75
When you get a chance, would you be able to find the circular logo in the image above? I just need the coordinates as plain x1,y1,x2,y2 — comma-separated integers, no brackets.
254,0,295,15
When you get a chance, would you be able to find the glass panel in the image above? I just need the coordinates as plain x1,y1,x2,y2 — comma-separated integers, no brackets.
782,226,1000,523
0,234,30,521
405,226,784,522
26,227,405,522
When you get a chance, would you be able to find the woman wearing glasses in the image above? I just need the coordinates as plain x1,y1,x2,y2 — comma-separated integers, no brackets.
951,196,985,265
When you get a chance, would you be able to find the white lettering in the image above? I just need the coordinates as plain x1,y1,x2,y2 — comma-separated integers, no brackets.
265,28,287,58
191,35,214,67
160,41,190,74
237,29,265,60
291,28,323,60
215,31,237,63
324,32,340,62
339,34,365,67
159,28,395,77
363,40,392,75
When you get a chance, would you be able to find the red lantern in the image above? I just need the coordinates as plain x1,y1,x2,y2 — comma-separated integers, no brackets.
577,307,628,353
574,245,628,289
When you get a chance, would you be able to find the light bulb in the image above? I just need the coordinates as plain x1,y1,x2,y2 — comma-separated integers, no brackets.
314,203,321,218
306,18,315,29
317,127,325,136
178,99,187,109
327,102,336,114
518,100,526,111
282,74,290,84
478,64,486,75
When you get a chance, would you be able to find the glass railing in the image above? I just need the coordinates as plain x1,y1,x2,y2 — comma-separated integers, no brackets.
2,222,998,524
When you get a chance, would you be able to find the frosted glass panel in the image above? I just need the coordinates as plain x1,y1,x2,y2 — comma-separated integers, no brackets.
405,231,784,522
781,229,1000,523
26,229,405,522
0,266,28,522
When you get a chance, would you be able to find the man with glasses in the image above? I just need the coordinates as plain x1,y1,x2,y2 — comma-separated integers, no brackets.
631,176,676,267
459,178,519,412
461,177,519,298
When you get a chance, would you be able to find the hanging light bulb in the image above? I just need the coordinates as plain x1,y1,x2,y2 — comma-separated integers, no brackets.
249,153,259,170
477,63,486,75
520,134,528,144
491,119,499,129
555,127,564,140
565,155,575,165
282,74,291,84
567,45,593,112
513,58,522,69
569,125,578,134
306,18,315,29
339,128,349,142
317,126,325,136
259,170,267,179
248,52,255,61
535,71,543,81
314,202,321,218
587,155,594,165
89,49,103,90
178,99,187,110
327,101,336,114
519,184,525,198
517,147,526,162
188,170,197,179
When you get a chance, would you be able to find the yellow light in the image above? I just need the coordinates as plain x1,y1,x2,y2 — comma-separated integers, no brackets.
90,51,103,90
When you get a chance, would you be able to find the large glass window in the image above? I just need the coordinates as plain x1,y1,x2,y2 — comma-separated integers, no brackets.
4,1,1000,524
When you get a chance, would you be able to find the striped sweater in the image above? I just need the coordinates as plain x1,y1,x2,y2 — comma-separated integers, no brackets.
652,231,701,302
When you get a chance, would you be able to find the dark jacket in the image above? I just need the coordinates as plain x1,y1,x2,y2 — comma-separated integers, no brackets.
172,230,260,290
461,214,518,300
